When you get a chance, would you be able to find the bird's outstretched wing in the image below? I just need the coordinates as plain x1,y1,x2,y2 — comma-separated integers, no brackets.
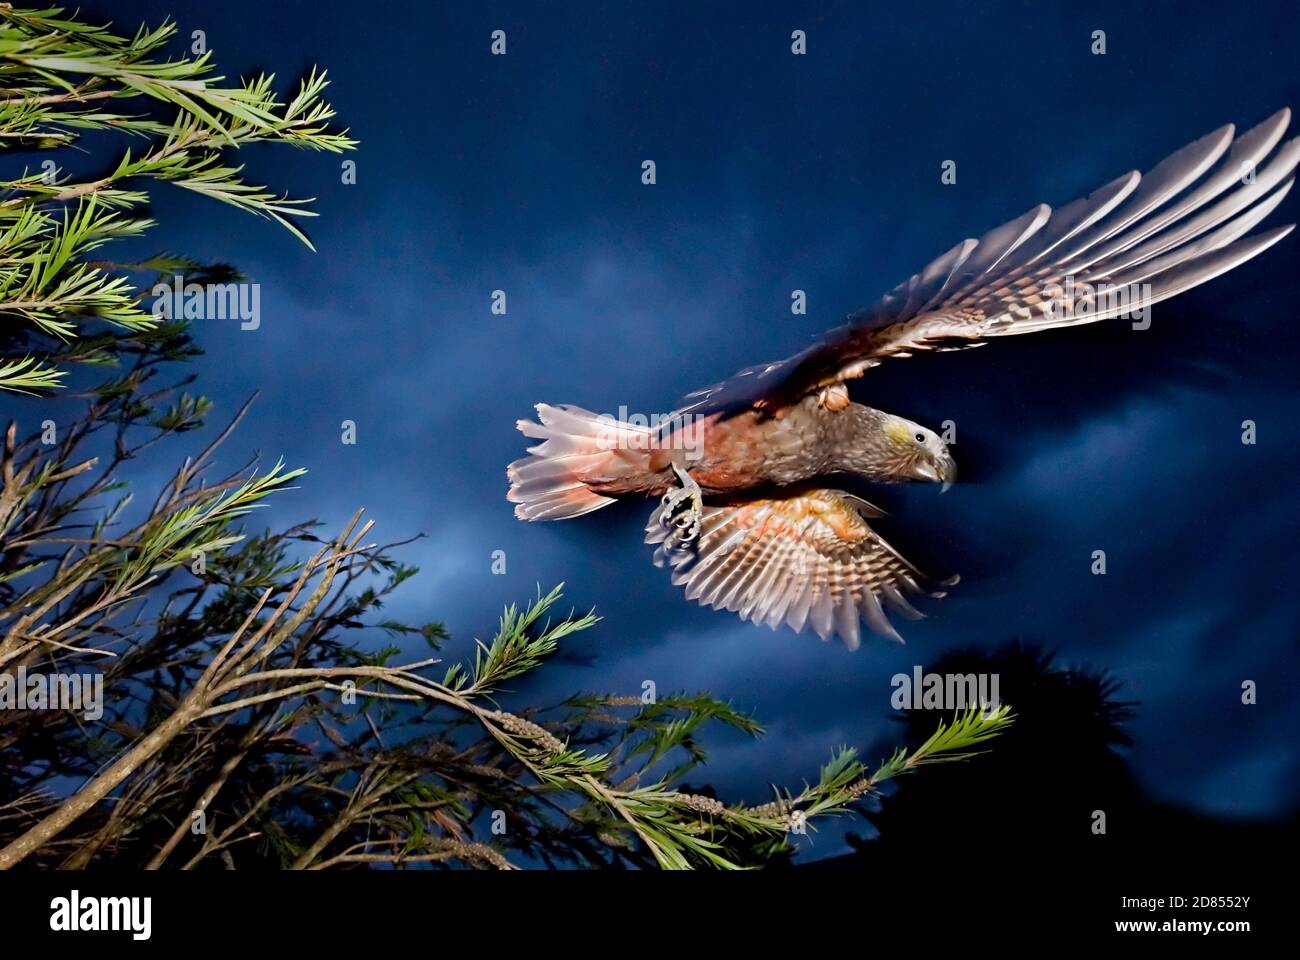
679,109,1299,418
645,489,954,648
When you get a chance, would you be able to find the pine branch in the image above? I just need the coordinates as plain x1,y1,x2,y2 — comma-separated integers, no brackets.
0,5,356,391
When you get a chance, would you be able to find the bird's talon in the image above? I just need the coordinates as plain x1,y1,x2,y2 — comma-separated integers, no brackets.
661,464,704,546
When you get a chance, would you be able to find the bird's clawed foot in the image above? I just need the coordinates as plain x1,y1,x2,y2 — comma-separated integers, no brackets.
660,463,704,547
816,382,851,412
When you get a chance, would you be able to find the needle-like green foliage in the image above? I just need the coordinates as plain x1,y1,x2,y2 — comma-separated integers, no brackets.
0,5,356,391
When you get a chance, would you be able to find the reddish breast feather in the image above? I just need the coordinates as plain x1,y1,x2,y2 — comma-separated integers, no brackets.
685,412,779,492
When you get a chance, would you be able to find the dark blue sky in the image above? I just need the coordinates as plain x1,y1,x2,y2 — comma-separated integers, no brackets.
16,0,1299,858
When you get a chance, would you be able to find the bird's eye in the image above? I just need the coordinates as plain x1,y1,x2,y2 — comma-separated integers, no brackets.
914,433,925,444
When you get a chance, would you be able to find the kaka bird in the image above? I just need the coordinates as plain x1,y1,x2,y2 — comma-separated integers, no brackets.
508,109,1298,648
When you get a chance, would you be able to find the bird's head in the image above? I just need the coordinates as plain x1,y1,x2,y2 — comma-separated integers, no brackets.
873,414,957,490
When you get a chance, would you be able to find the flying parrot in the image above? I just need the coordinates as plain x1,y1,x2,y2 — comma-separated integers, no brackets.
508,109,1298,648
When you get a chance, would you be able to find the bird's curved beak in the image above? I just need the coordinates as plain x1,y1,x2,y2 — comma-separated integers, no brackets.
937,454,957,493
914,454,956,491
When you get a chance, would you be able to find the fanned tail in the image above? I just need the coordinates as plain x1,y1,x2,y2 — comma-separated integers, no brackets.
507,403,654,520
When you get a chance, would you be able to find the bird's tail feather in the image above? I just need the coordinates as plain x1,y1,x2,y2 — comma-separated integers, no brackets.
507,403,654,520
